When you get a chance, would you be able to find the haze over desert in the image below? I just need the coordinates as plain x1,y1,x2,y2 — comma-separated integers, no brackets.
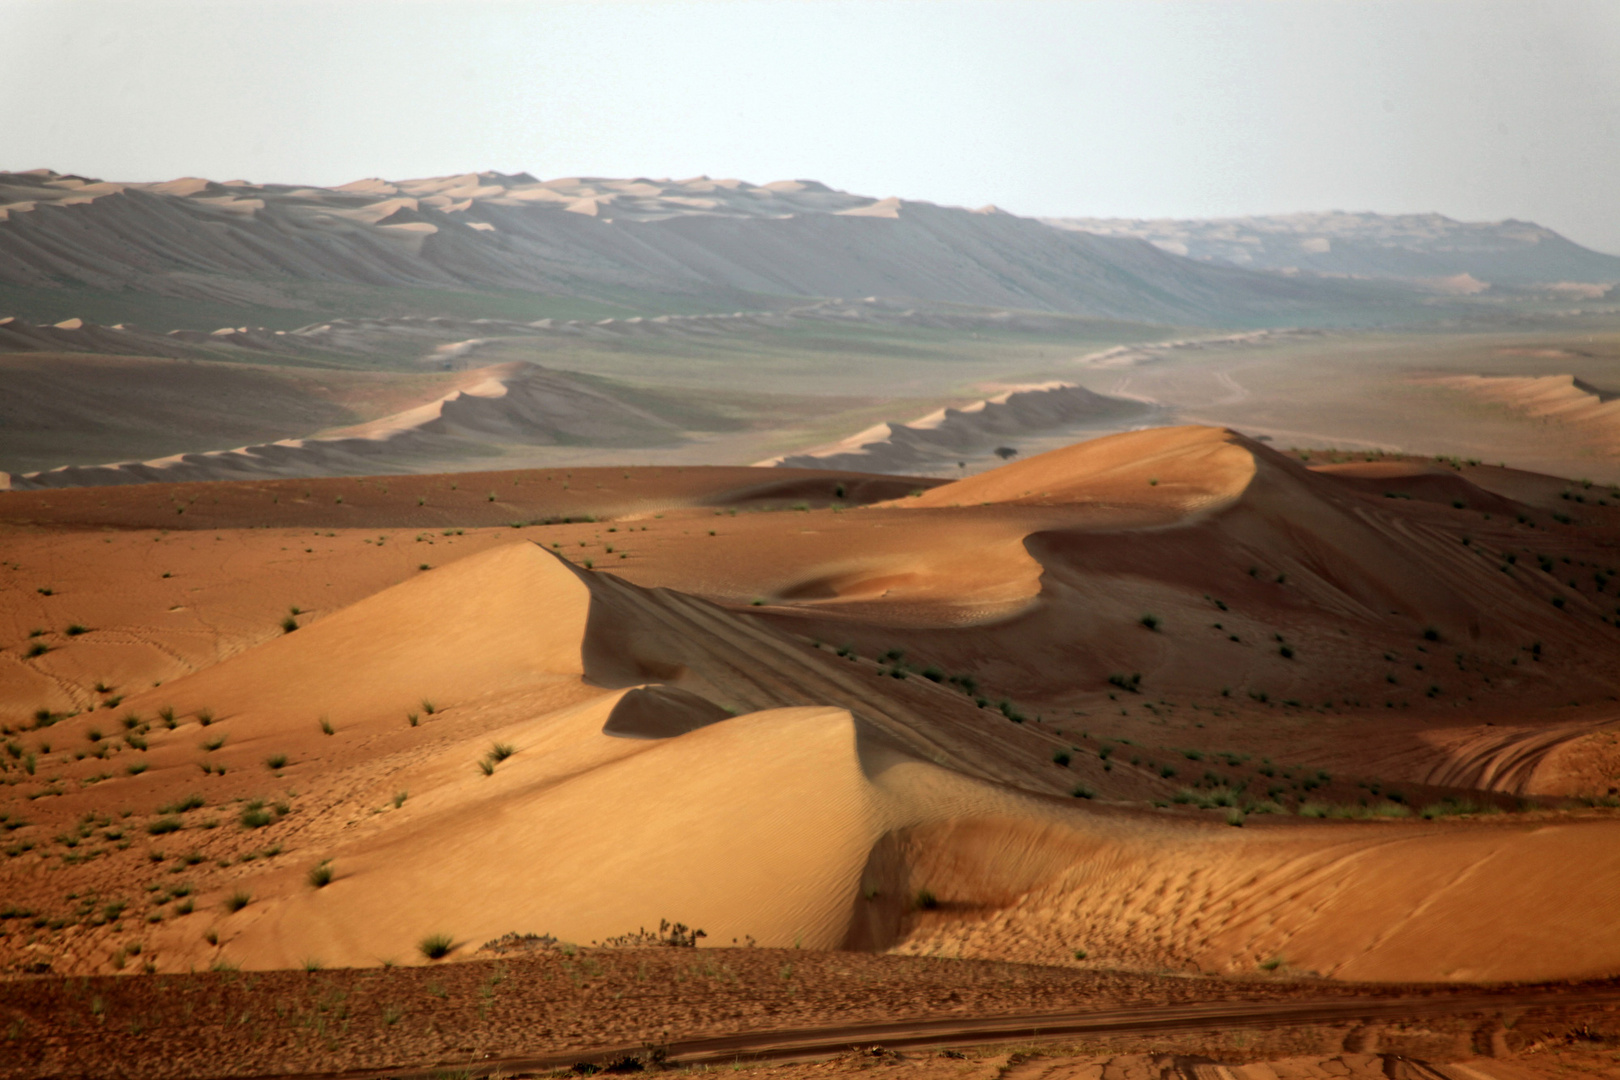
4,2,1620,1078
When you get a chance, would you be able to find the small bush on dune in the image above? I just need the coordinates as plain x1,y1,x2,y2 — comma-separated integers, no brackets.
240,807,272,829
308,861,333,888
418,933,454,960
266,754,288,771
223,890,252,913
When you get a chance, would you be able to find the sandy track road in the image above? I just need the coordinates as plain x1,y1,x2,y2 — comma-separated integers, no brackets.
1424,719,1620,794
289,984,1620,1080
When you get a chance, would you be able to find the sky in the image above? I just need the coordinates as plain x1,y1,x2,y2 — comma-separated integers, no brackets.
5,0,1620,252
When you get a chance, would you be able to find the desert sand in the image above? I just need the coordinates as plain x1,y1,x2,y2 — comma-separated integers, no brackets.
2,425,1619,1077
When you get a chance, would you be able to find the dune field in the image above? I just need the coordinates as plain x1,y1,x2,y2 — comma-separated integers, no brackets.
5,168,1620,1078
2,424,1619,1076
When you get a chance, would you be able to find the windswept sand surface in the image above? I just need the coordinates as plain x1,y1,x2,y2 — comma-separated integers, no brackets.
2,426,1620,1076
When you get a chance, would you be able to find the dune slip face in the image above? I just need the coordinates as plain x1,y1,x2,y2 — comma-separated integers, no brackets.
0,425,1618,1014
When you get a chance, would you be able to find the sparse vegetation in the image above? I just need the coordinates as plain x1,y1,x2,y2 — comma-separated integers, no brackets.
308,861,334,888
223,891,252,913
418,933,454,960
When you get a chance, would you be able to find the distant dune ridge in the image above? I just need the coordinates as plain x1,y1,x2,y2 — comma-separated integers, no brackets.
1045,210,1620,286
0,169,1415,326
0,297,1115,361
1427,372,1620,455
765,381,1152,474
4,362,681,489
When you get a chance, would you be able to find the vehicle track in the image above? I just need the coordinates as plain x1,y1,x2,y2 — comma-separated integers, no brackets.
271,984,1620,1080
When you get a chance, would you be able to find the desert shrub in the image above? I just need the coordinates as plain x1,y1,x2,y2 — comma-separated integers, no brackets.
240,806,273,829
147,817,182,835
1140,614,1161,631
418,933,454,960
266,754,288,771
488,743,516,763
223,891,251,913
1052,750,1071,767
281,616,298,633
1071,785,1095,799
1107,673,1142,693
308,861,333,888
914,889,939,910
318,716,334,736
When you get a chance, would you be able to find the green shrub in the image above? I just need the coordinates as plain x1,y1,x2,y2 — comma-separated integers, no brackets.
266,754,288,771
240,807,273,829
418,933,454,960
308,861,334,888
223,891,251,913
147,817,182,835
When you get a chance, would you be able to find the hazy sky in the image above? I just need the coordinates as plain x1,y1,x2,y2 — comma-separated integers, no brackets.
6,0,1620,251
